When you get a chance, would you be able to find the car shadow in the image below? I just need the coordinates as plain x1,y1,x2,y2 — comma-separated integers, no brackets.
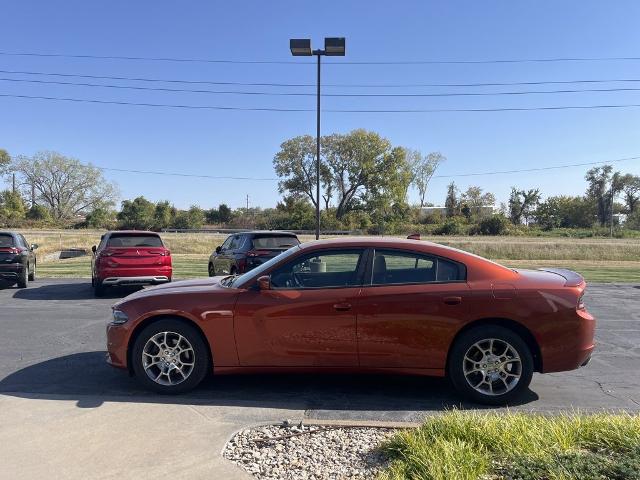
11,282,140,300
0,351,539,412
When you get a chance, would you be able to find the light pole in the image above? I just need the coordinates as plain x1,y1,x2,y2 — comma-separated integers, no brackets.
290,37,346,240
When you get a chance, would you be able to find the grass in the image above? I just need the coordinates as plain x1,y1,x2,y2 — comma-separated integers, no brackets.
379,410,640,480
22,229,639,282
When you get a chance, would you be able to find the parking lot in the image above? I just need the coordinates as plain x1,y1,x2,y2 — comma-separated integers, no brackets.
1,279,639,478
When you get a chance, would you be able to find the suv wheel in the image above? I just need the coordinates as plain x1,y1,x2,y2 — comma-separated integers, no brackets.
94,279,105,297
208,263,215,277
17,264,28,288
131,319,209,394
28,261,36,281
448,325,533,405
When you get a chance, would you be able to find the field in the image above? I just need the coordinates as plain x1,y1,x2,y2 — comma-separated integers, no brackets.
23,229,640,283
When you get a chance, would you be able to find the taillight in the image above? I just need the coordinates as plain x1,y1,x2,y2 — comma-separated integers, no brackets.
577,293,585,310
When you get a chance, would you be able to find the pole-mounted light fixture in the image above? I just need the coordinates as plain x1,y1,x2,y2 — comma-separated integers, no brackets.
289,37,346,240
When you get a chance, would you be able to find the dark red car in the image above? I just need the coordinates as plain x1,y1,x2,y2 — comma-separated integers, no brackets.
91,231,172,297
106,237,595,405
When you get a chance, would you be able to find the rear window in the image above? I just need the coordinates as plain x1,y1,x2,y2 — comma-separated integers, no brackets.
252,236,300,249
107,234,163,248
0,234,15,248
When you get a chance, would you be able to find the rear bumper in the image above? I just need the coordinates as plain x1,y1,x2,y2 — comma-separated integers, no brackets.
0,263,24,282
102,275,170,286
541,308,596,373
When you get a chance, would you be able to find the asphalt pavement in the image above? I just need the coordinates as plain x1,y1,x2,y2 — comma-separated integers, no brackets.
1,278,639,479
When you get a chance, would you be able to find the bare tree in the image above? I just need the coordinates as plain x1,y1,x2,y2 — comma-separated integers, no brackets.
13,151,118,221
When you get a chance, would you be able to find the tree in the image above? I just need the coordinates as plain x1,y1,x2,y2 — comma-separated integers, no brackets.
407,150,445,207
12,151,118,221
273,135,330,210
153,201,174,230
0,149,10,175
584,165,625,227
460,186,496,218
0,190,26,226
117,196,155,229
26,204,52,222
322,130,410,219
508,188,541,225
534,196,595,230
620,174,640,213
218,203,232,224
84,207,116,229
445,182,458,217
173,206,205,229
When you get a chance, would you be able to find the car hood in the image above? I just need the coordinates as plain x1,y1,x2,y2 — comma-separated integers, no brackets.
115,276,229,304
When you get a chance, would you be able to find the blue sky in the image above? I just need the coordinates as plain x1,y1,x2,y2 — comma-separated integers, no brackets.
1,1,639,209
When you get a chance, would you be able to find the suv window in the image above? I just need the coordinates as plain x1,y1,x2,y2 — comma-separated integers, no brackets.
0,234,15,247
252,236,299,249
270,249,364,289
371,250,466,285
226,235,243,251
107,234,163,248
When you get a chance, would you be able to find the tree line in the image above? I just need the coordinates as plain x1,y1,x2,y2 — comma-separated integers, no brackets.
1,138,639,236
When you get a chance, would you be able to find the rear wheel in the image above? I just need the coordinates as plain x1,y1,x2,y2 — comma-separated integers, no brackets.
448,325,533,405
208,263,215,277
131,319,209,394
94,279,105,297
17,264,28,288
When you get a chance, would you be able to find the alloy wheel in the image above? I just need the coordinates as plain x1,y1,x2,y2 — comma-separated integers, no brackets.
462,338,522,396
142,331,196,386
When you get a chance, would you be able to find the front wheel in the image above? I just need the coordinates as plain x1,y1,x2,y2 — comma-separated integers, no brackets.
28,261,36,281
131,319,209,394
17,264,28,288
448,325,533,405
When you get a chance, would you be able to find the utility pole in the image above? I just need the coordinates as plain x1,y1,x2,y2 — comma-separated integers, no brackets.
12,173,16,193
610,185,615,238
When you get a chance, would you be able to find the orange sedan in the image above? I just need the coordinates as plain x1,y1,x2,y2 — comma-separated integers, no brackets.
106,238,595,405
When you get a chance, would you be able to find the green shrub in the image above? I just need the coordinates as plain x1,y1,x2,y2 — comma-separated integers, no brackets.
477,215,510,235
434,217,465,235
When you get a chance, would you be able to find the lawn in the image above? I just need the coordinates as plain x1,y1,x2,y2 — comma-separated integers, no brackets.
379,410,640,480
25,229,640,283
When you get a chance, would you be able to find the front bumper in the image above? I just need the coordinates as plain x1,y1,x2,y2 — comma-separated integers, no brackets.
106,322,129,369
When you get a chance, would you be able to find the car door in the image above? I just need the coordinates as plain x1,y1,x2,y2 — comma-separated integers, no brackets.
20,235,35,266
356,248,471,369
233,248,366,367
214,235,241,275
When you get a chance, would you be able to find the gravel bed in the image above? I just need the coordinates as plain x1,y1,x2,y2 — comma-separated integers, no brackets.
223,420,396,479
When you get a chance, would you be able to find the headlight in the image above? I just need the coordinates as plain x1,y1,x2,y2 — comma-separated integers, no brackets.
111,309,129,325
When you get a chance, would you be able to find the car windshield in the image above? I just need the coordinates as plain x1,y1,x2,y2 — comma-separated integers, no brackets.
0,234,15,247
229,244,301,288
252,235,299,249
107,234,163,248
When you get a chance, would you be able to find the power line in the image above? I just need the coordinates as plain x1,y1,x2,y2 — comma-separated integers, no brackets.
4,76,640,98
4,69,640,89
90,155,640,182
3,92,640,113
1,50,640,65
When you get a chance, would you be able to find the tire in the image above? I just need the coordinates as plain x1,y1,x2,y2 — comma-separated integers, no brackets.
131,318,209,394
28,261,36,281
94,279,105,297
17,264,28,288
208,263,215,277
448,325,533,405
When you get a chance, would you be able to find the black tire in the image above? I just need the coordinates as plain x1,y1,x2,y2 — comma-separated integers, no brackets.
28,261,36,281
94,279,105,297
208,263,215,277
17,264,28,288
448,325,533,405
131,318,209,394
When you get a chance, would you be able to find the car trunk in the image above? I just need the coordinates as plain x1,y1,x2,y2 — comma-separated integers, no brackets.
103,247,169,269
0,247,20,264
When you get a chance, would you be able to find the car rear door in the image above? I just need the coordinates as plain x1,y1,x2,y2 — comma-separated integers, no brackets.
233,248,366,367
356,248,471,369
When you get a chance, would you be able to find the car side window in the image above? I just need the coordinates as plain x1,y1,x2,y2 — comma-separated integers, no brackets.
220,236,233,252
270,249,365,289
18,235,28,248
370,250,466,285
227,235,242,251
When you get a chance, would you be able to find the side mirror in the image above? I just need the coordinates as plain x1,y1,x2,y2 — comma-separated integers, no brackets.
31,244,38,250
215,246,222,254
91,245,97,254
256,275,271,290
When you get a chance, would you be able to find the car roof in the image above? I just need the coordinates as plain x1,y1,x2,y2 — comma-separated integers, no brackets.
107,230,160,235
0,231,19,237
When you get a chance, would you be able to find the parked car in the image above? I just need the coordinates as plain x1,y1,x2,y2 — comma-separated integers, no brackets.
106,237,595,405
208,231,299,277
91,231,172,297
0,231,37,288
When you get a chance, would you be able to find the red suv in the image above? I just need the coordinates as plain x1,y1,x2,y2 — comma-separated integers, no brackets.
91,231,172,297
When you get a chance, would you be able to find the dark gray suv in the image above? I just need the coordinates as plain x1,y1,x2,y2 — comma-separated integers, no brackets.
0,231,38,288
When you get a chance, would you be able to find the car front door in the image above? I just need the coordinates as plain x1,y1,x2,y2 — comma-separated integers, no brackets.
357,248,471,370
214,235,238,275
233,248,366,367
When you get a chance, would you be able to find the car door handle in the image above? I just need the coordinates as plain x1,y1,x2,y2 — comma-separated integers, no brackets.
443,296,462,305
333,302,352,311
